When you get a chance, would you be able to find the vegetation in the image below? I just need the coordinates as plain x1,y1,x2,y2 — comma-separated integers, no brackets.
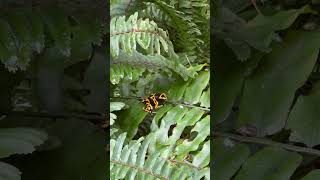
110,0,210,179
213,0,320,179
0,1,106,179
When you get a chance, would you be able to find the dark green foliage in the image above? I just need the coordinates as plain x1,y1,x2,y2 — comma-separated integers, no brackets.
0,4,107,180
213,1,320,179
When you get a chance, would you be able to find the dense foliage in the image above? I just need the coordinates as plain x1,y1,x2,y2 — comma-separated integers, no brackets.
213,0,320,179
110,0,210,179
0,2,107,179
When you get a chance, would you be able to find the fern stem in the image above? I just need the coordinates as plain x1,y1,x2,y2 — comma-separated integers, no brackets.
111,160,168,180
110,29,159,37
213,132,320,157
110,96,210,111
167,102,210,111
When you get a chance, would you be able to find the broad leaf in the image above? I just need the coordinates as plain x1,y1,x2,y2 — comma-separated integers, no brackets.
0,161,21,180
117,99,148,139
0,128,48,158
235,147,302,180
212,138,250,180
287,82,320,147
213,43,244,124
21,119,106,180
83,52,108,113
238,31,320,136
300,170,320,180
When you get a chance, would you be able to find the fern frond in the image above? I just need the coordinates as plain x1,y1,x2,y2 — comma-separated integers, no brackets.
138,1,201,61
110,63,145,84
111,0,145,17
149,106,210,160
111,50,200,83
169,0,210,62
110,12,177,59
110,102,126,125
168,70,210,107
110,131,208,179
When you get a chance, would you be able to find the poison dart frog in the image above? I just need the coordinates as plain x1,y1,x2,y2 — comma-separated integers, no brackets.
142,93,167,113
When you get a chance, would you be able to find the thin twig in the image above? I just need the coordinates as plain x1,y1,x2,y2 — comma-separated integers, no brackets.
213,132,320,157
1,111,104,121
251,0,262,14
111,96,210,111
168,102,210,111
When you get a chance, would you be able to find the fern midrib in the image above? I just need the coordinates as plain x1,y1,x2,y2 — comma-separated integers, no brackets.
111,59,164,69
110,29,159,37
111,159,168,180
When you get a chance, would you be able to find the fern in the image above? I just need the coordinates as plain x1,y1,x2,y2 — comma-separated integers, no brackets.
110,0,210,178
110,102,126,125
110,130,209,179
110,50,202,84
111,0,145,17
110,12,177,58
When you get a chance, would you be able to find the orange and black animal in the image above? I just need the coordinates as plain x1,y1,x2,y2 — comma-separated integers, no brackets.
142,93,167,113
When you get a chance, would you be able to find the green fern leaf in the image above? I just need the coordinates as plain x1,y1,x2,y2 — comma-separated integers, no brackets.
110,12,177,58
110,131,208,179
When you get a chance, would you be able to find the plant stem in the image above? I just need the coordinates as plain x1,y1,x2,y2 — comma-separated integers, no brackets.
111,160,167,180
111,96,210,111
1,111,104,121
213,131,320,156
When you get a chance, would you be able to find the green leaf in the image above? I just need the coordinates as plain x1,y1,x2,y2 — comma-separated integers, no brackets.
110,102,126,125
212,138,250,180
0,128,48,158
68,19,102,65
192,140,210,168
200,88,210,108
111,102,126,112
83,52,108,113
235,147,302,180
184,71,210,104
300,170,320,180
42,7,71,56
240,5,313,53
175,116,210,159
238,31,320,136
117,99,148,139
0,161,21,180
216,6,314,61
213,43,244,123
21,119,106,180
35,47,64,114
287,82,320,147
27,8,45,53
0,19,18,72
151,107,204,157
223,0,252,13
6,12,33,70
